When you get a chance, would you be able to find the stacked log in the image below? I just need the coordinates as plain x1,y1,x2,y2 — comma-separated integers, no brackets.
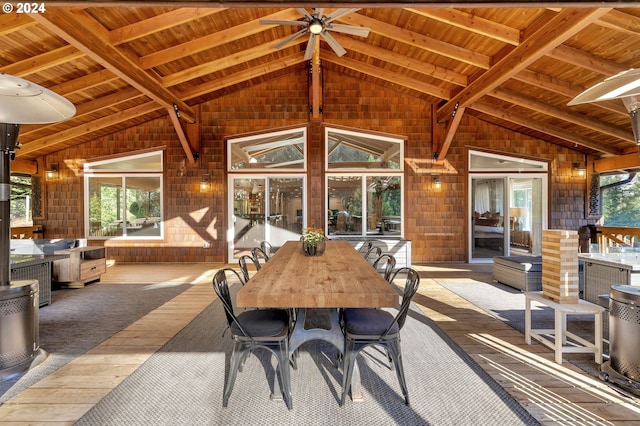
542,229,579,304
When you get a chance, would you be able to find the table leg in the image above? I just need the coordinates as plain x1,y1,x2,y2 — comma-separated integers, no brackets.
288,308,345,356
350,362,363,402
594,311,603,364
525,295,532,345
554,309,563,364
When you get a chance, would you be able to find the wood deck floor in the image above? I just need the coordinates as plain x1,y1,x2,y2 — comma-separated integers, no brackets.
1,262,639,425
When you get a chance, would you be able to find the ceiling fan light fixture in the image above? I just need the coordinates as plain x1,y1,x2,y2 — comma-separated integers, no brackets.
309,18,323,35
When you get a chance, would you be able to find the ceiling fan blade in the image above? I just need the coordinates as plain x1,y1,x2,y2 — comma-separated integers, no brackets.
314,8,324,18
296,8,313,20
327,24,370,38
324,8,360,24
259,19,307,27
321,31,347,57
273,29,308,50
304,34,318,61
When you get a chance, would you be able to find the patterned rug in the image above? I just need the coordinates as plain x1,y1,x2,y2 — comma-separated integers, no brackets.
76,294,539,425
0,282,190,402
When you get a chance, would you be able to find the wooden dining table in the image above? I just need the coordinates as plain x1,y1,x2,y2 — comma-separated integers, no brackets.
236,239,400,401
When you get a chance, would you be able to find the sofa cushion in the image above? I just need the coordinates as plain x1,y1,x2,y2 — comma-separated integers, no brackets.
37,239,77,254
11,238,77,255
494,255,583,273
493,256,542,272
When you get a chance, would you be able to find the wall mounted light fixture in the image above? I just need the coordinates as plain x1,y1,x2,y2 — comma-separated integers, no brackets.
573,162,586,178
200,174,210,192
45,163,59,180
432,175,442,191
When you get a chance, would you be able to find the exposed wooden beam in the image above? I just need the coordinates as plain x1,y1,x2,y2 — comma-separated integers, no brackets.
437,8,612,122
30,7,196,123
11,159,38,175
341,13,491,69
109,8,225,45
333,35,467,87
167,106,196,165
437,106,465,161
490,87,633,142
406,8,521,46
471,100,622,156
0,46,83,77
325,56,451,100
594,153,640,174
0,13,37,36
310,43,322,121
18,102,161,157
161,35,306,87
139,9,301,70
181,53,307,100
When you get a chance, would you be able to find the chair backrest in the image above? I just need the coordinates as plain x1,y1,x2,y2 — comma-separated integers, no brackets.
238,254,260,282
372,254,397,282
382,267,420,337
260,241,274,257
358,241,373,256
212,268,249,336
363,245,382,264
251,246,270,263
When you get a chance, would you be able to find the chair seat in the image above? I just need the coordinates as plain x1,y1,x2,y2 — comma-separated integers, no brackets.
343,308,399,336
232,309,289,337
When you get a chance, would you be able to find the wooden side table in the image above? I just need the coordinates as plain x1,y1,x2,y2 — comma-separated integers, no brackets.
524,291,604,364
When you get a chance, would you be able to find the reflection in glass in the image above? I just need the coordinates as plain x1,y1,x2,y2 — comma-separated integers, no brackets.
88,175,161,237
327,129,401,170
366,176,401,235
233,177,304,257
327,176,362,236
229,129,305,170
472,178,506,259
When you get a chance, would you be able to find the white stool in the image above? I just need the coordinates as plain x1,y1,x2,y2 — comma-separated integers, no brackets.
524,291,604,364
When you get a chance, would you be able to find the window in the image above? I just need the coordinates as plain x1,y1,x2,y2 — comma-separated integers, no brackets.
325,127,404,237
11,174,33,227
84,150,163,239
227,127,307,261
228,128,306,171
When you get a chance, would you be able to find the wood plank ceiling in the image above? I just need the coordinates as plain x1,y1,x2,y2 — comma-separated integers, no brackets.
3,2,640,169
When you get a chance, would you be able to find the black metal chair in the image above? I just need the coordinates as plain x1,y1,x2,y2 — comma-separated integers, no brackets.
260,241,276,258
340,267,420,406
251,246,270,263
363,245,382,265
238,254,260,283
371,254,397,282
212,268,293,410
358,241,373,256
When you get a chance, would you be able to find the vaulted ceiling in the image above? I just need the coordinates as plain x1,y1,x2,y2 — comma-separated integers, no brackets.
3,2,640,170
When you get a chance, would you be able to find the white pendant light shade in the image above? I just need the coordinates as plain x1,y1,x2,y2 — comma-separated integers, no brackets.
568,68,640,108
0,73,75,124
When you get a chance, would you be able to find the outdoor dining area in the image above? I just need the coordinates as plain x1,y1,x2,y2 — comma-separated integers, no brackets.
218,237,416,409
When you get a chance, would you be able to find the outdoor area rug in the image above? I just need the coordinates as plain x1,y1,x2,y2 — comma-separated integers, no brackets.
76,293,539,425
0,282,190,402
439,279,601,377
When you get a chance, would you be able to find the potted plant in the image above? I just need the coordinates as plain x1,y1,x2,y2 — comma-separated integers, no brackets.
302,227,326,256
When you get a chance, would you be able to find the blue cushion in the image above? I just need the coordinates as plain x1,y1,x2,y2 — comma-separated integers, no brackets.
343,308,398,336
35,238,77,254
232,309,289,337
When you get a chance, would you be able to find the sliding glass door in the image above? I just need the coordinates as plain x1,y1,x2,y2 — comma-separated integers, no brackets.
469,150,547,262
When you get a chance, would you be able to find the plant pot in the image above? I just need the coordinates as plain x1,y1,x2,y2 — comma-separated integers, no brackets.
302,239,326,256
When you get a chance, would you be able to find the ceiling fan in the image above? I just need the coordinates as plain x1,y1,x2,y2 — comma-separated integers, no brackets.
259,8,370,61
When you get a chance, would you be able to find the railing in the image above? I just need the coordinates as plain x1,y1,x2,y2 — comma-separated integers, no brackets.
11,225,43,239
593,226,640,250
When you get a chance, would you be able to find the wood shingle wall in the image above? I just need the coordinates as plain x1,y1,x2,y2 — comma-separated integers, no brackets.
37,66,588,264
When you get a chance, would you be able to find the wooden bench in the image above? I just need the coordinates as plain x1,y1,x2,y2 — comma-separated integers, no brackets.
525,291,604,364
